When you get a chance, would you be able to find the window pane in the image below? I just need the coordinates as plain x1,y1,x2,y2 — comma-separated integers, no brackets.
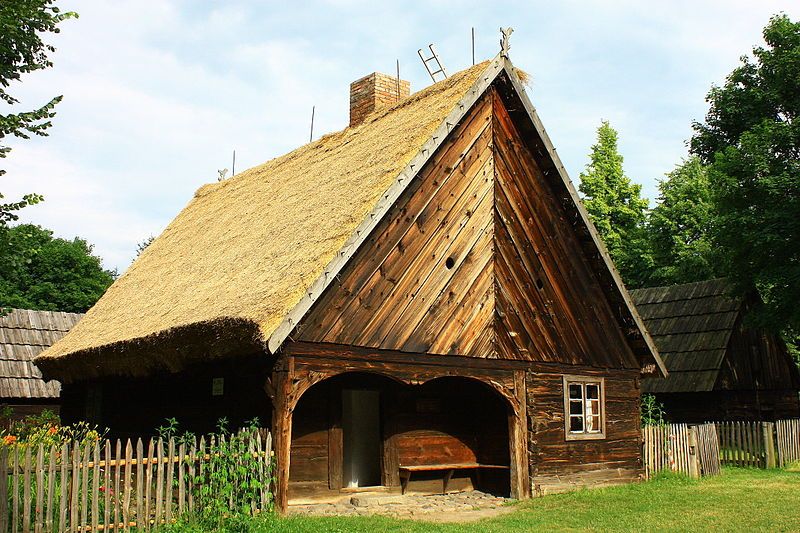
586,384,599,399
570,399,583,415
587,399,600,417
569,415,584,432
569,384,583,399
587,415,601,432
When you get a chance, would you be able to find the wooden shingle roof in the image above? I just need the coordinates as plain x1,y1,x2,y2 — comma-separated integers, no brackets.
0,309,83,399
631,279,740,393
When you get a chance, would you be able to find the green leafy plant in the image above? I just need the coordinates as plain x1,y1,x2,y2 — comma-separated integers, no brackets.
641,393,667,427
193,417,273,528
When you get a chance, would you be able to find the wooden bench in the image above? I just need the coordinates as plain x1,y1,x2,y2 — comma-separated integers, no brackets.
398,463,510,495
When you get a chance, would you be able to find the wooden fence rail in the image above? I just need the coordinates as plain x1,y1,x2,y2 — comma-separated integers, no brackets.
642,422,720,479
0,429,273,533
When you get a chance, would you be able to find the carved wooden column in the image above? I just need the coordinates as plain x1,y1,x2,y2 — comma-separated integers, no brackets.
508,369,531,499
271,357,294,514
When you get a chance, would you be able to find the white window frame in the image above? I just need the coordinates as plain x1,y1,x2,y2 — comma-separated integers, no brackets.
563,375,606,441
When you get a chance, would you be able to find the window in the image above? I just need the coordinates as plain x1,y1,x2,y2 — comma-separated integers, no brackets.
563,376,605,440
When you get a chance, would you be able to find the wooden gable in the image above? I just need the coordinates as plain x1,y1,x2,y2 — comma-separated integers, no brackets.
296,84,640,370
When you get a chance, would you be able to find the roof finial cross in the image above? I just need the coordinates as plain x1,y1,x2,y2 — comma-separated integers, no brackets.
500,27,514,58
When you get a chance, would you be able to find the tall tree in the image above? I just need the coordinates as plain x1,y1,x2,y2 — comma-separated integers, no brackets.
0,224,114,313
690,14,800,335
579,120,651,287
1,0,77,224
647,157,719,286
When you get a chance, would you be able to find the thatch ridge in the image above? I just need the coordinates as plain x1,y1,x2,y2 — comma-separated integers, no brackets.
36,63,490,381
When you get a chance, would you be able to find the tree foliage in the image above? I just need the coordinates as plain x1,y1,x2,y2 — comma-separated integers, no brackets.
647,157,720,286
690,14,800,334
0,0,77,224
579,120,652,287
0,224,114,313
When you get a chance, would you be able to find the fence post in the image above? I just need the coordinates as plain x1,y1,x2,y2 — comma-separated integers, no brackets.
687,426,700,479
762,421,776,469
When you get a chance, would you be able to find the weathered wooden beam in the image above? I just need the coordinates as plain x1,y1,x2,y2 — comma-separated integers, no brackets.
508,369,531,499
271,364,294,514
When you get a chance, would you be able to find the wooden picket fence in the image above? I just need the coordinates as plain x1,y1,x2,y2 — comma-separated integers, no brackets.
642,422,720,479
0,429,273,532
714,421,776,468
775,419,800,467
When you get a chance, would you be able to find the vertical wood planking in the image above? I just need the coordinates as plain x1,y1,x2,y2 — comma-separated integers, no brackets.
12,447,18,533
103,441,111,531
165,438,174,524
91,443,100,533
144,439,154,531
113,440,121,532
58,443,67,533
80,444,89,530
154,440,163,528
186,439,195,516
69,444,79,533
123,440,132,532
177,443,185,517
34,445,43,533
0,447,8,533
22,447,30,533
136,439,144,531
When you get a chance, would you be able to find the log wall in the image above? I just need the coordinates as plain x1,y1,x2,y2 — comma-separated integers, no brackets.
526,366,642,494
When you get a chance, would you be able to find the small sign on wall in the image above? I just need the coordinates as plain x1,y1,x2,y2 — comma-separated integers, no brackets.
211,377,224,397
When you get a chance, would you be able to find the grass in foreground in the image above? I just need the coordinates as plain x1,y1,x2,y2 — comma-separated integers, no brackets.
156,467,800,532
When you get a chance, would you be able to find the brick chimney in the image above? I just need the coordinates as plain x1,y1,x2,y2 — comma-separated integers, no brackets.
349,72,410,127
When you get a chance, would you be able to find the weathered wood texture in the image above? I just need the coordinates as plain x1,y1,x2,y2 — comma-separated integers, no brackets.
656,389,800,423
297,89,640,373
283,344,527,502
297,93,496,357
715,420,777,468
1,432,272,532
491,93,638,369
776,418,800,467
526,368,642,495
60,355,273,441
642,423,720,479
634,279,800,421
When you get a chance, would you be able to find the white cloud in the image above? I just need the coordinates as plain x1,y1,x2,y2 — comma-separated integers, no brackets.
3,0,799,272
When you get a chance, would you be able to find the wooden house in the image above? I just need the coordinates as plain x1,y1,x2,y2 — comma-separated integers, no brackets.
35,53,665,511
631,279,800,422
0,309,83,420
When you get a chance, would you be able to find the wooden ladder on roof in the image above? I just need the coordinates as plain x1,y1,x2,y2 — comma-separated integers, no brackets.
418,44,448,82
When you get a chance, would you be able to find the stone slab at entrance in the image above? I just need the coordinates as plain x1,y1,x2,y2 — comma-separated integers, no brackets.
289,490,513,522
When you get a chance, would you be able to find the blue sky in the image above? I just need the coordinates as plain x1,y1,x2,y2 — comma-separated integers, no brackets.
4,0,800,271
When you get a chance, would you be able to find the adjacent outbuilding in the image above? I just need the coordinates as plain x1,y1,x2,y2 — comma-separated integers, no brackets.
0,309,83,420
632,279,800,422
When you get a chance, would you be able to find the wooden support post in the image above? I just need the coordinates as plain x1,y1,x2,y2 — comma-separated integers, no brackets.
508,370,531,499
762,421,776,469
328,384,344,490
271,361,294,514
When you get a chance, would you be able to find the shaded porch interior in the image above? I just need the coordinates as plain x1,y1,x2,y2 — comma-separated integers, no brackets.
289,372,511,502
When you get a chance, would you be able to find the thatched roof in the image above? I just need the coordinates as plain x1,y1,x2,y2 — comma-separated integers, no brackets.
0,309,82,399
631,279,741,393
36,62,493,380
37,54,665,382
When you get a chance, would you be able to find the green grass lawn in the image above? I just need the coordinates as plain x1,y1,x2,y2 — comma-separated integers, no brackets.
158,467,800,532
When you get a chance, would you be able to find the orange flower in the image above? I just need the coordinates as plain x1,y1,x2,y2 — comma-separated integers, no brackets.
48,427,58,435
3,435,17,445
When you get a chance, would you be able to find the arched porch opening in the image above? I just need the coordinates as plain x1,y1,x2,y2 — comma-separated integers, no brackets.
287,370,513,503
